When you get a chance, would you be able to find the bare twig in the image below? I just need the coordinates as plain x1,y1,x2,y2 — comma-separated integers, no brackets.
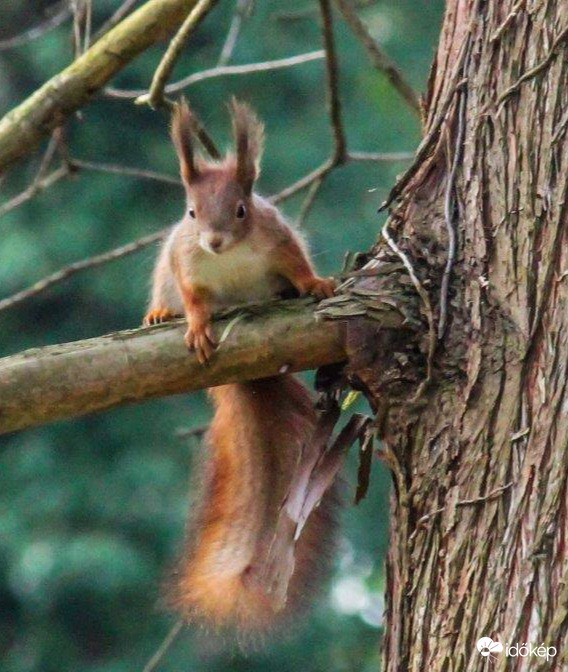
0,129,68,219
217,0,254,66
0,166,69,219
83,0,93,52
319,0,347,163
70,160,182,186
0,0,211,172
175,424,209,439
0,145,412,307
142,0,220,109
0,1,72,51
348,151,414,162
105,51,325,99
270,1,348,210
93,0,140,41
0,230,166,313
71,0,86,58
297,177,324,226
0,158,181,222
142,621,184,672
333,0,420,115
270,160,333,205
270,151,413,205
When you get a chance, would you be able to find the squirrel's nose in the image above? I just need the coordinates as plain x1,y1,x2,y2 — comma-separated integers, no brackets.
209,235,223,252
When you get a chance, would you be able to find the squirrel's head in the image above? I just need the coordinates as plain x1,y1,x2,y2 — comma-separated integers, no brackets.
171,97,265,255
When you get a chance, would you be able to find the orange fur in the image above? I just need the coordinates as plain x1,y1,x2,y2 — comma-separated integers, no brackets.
145,99,338,633
170,377,337,632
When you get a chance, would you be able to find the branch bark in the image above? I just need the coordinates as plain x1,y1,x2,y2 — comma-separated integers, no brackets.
0,0,207,173
0,299,355,435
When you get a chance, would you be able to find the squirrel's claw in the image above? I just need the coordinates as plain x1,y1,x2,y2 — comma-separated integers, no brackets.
306,276,336,300
143,308,177,326
185,325,217,364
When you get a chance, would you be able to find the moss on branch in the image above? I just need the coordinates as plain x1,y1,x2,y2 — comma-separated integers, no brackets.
0,0,212,172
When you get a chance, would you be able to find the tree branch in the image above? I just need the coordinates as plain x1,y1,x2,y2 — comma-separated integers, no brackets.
319,0,347,164
105,51,325,99
0,0,207,173
0,230,166,313
142,0,220,109
333,0,421,115
0,299,355,435
216,0,254,66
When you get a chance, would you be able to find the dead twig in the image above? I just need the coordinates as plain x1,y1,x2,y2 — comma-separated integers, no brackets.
141,621,184,672
0,145,411,308
319,0,347,164
0,166,69,219
70,160,182,186
270,160,333,205
297,177,324,226
0,159,182,222
271,1,347,211
106,51,325,99
217,0,254,66
348,151,414,162
0,231,166,313
333,0,420,115
141,0,220,109
175,424,209,440
270,151,413,205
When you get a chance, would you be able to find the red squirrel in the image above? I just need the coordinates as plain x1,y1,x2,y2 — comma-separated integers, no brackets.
144,99,338,632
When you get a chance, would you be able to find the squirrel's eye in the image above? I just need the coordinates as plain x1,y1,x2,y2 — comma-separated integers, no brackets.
188,208,196,219
236,203,246,219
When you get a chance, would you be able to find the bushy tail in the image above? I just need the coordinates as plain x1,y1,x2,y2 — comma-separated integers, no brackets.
170,376,338,633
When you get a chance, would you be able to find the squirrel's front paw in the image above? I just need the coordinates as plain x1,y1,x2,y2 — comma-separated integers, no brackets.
185,324,217,364
143,308,177,326
305,276,336,300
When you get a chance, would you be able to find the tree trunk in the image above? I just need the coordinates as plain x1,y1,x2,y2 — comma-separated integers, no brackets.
352,1,568,669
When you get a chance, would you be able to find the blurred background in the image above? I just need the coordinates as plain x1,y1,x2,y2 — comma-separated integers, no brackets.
0,1,443,670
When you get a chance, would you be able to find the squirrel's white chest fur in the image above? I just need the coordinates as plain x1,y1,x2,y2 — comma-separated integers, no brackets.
191,240,280,306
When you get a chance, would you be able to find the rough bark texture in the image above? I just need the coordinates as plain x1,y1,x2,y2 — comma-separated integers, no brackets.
353,1,568,669
0,0,213,172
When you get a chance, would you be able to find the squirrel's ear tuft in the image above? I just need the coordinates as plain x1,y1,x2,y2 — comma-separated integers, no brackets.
230,97,265,195
171,98,200,184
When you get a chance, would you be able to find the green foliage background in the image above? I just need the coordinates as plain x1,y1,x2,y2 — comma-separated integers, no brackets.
0,1,442,670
